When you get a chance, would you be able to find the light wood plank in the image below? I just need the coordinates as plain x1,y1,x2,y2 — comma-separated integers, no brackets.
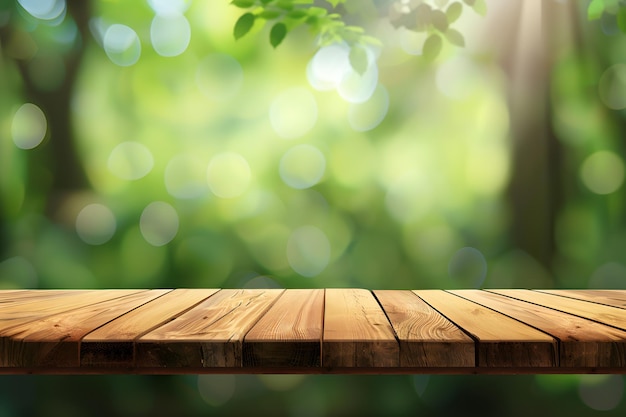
414,290,557,367
323,289,398,367
0,290,85,304
243,289,323,368
374,290,474,367
0,290,148,333
490,290,626,331
537,290,626,309
451,290,626,368
80,289,219,367
0,290,169,367
137,289,283,368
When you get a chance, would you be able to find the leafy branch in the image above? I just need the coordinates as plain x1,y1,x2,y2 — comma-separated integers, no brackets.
231,0,487,71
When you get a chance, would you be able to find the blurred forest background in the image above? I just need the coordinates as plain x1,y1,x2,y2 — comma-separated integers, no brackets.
2,0,626,415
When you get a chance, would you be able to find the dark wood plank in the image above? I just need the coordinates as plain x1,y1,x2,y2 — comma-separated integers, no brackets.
81,289,219,367
243,289,323,368
490,290,626,331
374,290,474,367
414,290,557,367
537,290,626,309
136,289,283,368
451,290,626,368
323,289,398,367
0,290,169,367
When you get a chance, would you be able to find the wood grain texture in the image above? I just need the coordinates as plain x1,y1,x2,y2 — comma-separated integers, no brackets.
81,289,219,367
451,290,626,368
414,290,557,367
490,290,626,331
1,289,626,373
0,290,148,334
0,290,168,367
137,289,283,368
323,288,398,367
243,289,323,368
537,290,626,309
374,290,474,367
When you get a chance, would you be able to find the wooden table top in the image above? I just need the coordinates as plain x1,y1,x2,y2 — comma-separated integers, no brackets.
1,288,626,374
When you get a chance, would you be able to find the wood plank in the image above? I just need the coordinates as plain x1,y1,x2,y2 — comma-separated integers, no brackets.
0,290,169,367
0,290,149,333
137,289,283,368
80,289,219,367
374,290,474,367
243,289,323,368
0,290,90,305
451,290,626,368
537,290,626,309
414,290,557,367
490,290,626,331
323,288,398,367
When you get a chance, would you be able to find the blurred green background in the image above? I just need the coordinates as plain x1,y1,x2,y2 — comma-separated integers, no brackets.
2,0,626,415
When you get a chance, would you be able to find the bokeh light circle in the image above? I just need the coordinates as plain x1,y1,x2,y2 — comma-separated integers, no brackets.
150,13,191,57
18,0,65,21
578,375,623,411
107,142,154,180
580,151,624,195
165,154,208,199
269,87,318,139
287,226,331,277
348,84,389,131
307,43,351,91
197,375,236,407
140,201,179,246
11,103,47,150
448,247,488,288
207,152,251,198
103,24,141,67
75,203,117,245
599,64,626,110
279,144,326,189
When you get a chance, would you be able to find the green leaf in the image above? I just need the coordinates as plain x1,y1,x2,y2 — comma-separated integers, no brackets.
430,10,449,32
327,0,346,7
231,0,255,7
277,0,294,10
270,22,287,47
288,9,308,18
588,0,604,20
308,7,328,17
349,45,368,75
445,28,465,47
259,10,282,19
435,0,449,7
618,7,626,32
422,33,442,61
260,0,274,4
234,13,255,40
463,0,476,6
472,0,487,16
446,2,463,23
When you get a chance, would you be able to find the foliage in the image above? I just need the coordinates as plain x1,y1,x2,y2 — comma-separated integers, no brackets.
231,0,486,70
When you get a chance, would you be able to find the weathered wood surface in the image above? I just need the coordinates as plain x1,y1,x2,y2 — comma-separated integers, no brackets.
1,289,626,374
